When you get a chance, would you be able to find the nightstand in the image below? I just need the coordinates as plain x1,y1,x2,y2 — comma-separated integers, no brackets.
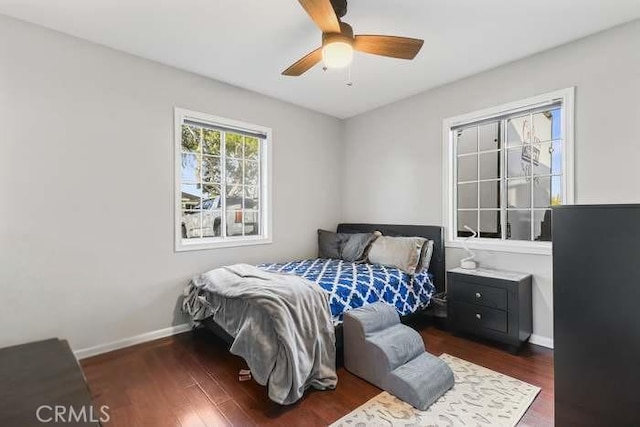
447,267,532,353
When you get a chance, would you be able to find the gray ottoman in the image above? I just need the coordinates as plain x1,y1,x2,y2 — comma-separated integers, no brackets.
343,303,454,410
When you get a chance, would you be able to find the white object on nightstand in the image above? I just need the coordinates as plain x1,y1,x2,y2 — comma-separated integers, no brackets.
460,225,477,269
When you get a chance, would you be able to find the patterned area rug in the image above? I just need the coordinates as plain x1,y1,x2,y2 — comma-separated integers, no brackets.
331,354,541,427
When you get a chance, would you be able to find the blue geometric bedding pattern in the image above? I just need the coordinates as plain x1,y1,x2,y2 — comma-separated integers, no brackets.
258,258,435,323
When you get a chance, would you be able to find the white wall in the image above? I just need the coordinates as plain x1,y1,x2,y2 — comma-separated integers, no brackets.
342,19,640,345
0,15,343,351
2,12,639,353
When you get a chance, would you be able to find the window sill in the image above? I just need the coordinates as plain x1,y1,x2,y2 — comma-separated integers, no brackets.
176,236,272,252
446,239,552,256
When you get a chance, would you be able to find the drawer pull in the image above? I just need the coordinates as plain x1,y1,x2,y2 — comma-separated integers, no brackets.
476,313,482,320
475,292,482,299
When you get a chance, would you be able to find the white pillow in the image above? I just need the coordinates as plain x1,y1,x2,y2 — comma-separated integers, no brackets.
368,236,428,275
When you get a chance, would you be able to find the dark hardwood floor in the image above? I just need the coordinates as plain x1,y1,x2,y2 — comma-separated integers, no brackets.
81,322,553,426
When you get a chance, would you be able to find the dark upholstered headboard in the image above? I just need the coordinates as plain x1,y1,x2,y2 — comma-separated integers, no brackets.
336,223,446,294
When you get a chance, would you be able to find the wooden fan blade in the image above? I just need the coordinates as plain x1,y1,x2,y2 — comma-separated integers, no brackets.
282,47,323,76
297,0,341,33
354,35,424,60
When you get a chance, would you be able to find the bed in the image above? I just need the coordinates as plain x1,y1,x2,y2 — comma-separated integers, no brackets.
259,258,435,323
186,223,445,404
199,223,446,348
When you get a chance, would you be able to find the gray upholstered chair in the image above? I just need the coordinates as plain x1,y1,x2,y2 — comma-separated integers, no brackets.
343,302,454,410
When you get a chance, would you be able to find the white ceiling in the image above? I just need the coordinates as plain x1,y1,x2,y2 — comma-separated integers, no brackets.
1,0,639,118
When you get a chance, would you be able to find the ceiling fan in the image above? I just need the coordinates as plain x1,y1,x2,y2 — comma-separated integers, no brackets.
282,0,424,76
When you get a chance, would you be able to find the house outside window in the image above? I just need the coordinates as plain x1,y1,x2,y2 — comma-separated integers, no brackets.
443,88,574,255
174,108,272,251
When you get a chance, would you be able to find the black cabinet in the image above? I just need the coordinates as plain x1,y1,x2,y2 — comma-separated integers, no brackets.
447,267,532,352
553,204,640,427
0,339,100,427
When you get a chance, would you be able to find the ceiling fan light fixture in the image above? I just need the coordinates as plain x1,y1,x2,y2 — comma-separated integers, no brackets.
281,1,423,76
322,41,353,69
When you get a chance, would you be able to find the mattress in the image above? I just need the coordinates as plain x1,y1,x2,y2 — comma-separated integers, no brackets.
258,258,435,323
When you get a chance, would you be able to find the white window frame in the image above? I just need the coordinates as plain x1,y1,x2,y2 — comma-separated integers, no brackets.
442,88,575,255
174,107,272,252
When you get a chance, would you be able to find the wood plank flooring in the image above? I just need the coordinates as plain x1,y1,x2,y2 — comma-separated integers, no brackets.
81,322,553,426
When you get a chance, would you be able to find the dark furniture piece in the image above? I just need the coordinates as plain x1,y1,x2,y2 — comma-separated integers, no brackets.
553,204,640,427
0,338,99,427
203,223,446,349
447,267,532,352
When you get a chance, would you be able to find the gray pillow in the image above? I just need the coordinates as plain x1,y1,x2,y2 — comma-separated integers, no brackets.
318,229,343,259
317,229,380,262
341,232,380,262
368,236,429,275
416,239,434,274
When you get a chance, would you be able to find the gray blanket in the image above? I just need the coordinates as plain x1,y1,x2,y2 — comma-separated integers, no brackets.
182,264,337,404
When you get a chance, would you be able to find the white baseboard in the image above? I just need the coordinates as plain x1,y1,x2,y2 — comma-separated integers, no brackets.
529,334,554,349
74,323,192,360
73,324,553,359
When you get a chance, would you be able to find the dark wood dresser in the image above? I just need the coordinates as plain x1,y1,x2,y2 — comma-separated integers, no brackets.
553,204,640,426
447,267,532,352
0,338,100,426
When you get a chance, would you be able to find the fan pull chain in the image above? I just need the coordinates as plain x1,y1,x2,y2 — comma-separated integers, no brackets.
345,64,353,87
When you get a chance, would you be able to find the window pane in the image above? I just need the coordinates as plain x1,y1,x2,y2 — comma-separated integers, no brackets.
533,175,563,208
533,141,562,176
202,156,221,183
480,210,501,238
181,125,200,153
507,147,531,178
479,151,500,180
533,176,551,208
457,211,478,238
226,158,243,184
457,155,478,182
244,186,259,211
178,114,267,245
226,185,243,210
226,210,244,236
534,210,552,241
507,178,531,208
507,210,531,241
225,133,243,158
551,108,562,140
181,184,201,210
450,104,565,245
458,182,478,209
243,210,260,236
202,210,221,237
244,161,259,186
532,108,560,143
203,129,221,155
479,122,500,151
181,153,200,183
181,210,201,239
245,137,259,160
480,181,500,209
456,126,477,155
202,184,220,207
551,175,563,206
506,114,530,147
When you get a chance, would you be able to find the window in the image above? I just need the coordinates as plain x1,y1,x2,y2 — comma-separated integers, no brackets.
174,108,271,251
443,88,574,254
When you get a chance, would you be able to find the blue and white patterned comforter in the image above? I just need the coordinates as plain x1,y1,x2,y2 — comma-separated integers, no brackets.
258,258,435,323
